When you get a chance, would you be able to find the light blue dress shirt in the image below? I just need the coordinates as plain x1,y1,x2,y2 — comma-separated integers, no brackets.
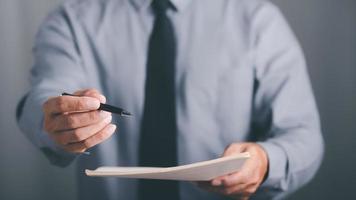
17,0,324,199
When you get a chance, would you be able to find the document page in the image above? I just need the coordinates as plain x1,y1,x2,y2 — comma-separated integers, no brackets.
86,152,250,181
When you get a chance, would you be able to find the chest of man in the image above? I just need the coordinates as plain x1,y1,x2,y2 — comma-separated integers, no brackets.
75,5,255,164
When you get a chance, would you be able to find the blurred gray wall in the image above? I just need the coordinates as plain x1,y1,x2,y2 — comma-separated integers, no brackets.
0,0,355,199
0,1,77,200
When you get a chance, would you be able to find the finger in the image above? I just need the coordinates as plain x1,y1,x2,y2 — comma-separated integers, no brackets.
64,124,117,153
51,115,112,145
52,110,111,131
44,96,100,115
211,143,247,187
211,178,223,186
209,143,248,186
221,171,248,187
196,182,223,194
211,174,235,186
74,88,106,103
223,143,247,157
211,174,243,188
221,183,249,196
241,185,258,198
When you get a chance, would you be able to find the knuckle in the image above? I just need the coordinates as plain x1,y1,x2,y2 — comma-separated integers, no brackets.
42,100,50,112
89,111,100,121
72,129,83,141
65,115,77,128
76,99,87,110
56,97,66,111
83,139,92,149
246,187,257,195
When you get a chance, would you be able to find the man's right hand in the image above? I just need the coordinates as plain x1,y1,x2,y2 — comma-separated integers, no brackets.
43,89,117,154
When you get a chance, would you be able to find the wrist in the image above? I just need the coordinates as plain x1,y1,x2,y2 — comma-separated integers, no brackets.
256,143,269,183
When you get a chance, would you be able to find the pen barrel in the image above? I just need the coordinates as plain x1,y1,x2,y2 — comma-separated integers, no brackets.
99,103,124,115
62,92,131,116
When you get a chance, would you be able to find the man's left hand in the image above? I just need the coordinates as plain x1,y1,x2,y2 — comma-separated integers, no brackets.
197,143,269,200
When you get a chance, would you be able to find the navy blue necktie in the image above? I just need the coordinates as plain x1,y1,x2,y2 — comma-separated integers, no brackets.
138,0,179,199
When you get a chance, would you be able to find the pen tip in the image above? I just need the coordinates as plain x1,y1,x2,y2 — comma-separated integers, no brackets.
122,111,132,117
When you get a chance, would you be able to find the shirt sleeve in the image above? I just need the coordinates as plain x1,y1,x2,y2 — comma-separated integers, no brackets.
249,2,324,198
17,6,87,167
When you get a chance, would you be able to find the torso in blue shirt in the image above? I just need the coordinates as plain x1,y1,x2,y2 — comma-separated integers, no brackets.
19,0,323,199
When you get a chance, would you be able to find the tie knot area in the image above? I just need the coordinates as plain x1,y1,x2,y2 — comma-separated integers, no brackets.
151,0,171,15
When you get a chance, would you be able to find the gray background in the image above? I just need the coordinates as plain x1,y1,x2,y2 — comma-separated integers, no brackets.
0,0,355,199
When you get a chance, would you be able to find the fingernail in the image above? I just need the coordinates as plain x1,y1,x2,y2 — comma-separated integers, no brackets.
99,94,106,103
87,99,100,109
104,115,112,123
109,124,117,132
212,179,222,186
100,111,111,118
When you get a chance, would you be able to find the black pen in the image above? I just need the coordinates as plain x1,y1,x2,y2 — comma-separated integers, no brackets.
62,93,132,117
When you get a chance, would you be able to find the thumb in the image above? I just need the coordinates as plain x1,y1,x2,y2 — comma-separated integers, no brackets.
74,89,106,103
212,143,247,186
223,143,247,157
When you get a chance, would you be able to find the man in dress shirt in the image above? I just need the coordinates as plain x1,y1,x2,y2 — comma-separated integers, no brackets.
17,0,324,199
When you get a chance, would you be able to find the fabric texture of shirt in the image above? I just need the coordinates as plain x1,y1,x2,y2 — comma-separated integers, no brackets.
17,0,324,199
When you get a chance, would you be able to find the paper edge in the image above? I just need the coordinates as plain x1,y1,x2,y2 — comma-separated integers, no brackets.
85,152,250,177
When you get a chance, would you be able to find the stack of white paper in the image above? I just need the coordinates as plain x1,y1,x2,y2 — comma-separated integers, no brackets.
85,152,250,181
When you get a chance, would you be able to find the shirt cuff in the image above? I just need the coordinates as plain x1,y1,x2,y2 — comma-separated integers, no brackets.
257,141,288,189
18,91,77,167
40,129,78,167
